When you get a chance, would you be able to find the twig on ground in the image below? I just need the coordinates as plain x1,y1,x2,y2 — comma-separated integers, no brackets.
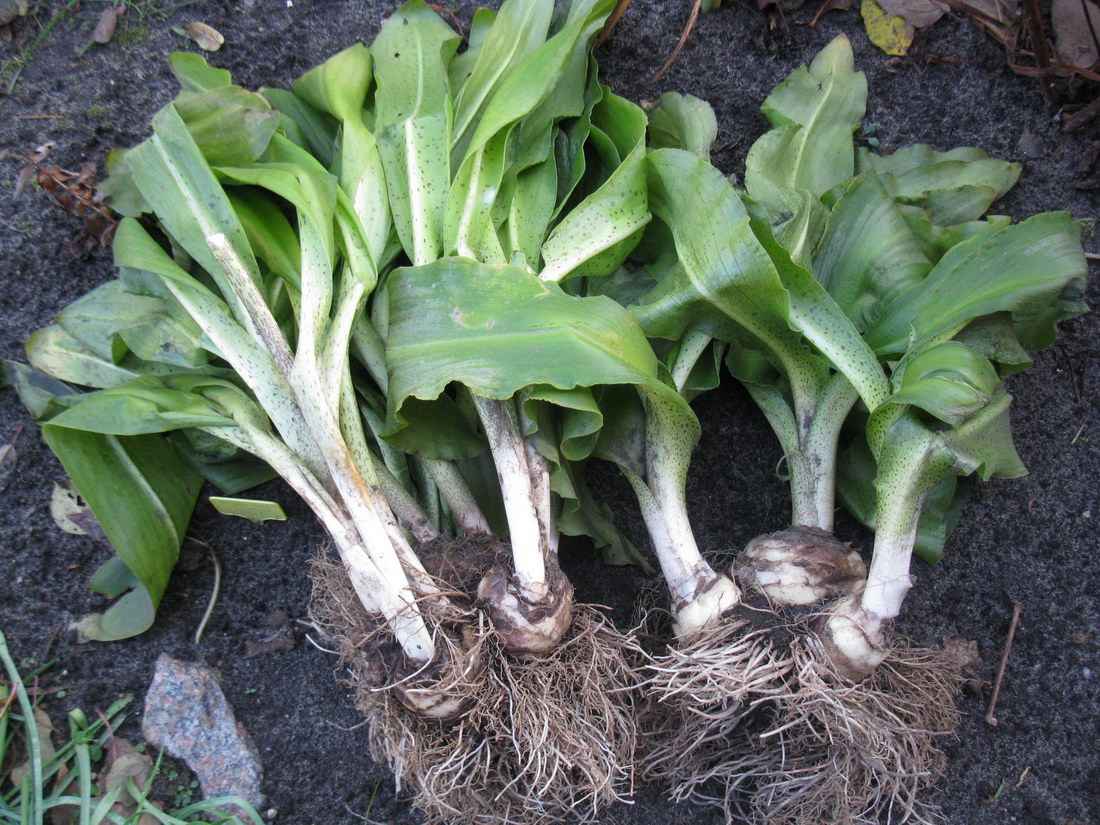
650,0,702,84
985,599,1023,725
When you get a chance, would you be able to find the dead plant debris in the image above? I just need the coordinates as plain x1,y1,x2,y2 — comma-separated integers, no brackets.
10,143,118,255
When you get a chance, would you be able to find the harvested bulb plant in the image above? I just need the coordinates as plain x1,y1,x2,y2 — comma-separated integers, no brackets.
5,1,1088,824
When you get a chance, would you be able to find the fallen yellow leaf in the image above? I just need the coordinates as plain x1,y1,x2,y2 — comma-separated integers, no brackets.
862,0,915,56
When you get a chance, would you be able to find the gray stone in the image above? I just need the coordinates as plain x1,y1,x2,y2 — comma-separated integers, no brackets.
142,654,264,815
1016,130,1045,158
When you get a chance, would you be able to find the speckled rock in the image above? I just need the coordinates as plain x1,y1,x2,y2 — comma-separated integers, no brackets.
142,654,264,814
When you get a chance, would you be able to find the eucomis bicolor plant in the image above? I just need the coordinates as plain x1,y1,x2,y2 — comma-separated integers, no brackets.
3,1,682,822
596,35,1087,824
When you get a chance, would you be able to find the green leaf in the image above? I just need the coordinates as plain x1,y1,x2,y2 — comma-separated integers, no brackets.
3,361,75,419
261,87,339,169
295,42,392,265
865,212,1089,355
98,148,148,218
745,34,866,200
168,51,232,93
812,174,931,332
41,427,202,640
209,496,287,523
450,0,554,160
856,143,989,176
644,149,890,411
174,87,281,167
540,102,649,281
292,42,372,125
384,256,687,447
88,556,139,598
26,325,137,389
445,0,615,260
57,279,209,369
646,92,718,160
888,340,1002,427
127,104,263,315
168,429,277,494
45,375,236,436
372,2,461,265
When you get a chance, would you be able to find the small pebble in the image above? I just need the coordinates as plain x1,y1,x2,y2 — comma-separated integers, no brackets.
1015,131,1044,159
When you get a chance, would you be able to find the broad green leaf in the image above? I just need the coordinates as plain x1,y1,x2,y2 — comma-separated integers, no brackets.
174,86,281,168
229,188,302,289
127,103,263,317
2,361,75,419
540,109,648,280
644,149,889,411
384,257,689,450
952,313,1032,375
292,42,372,125
899,208,1010,263
745,34,866,200
883,158,1019,201
112,219,322,477
865,212,1089,355
503,152,559,268
41,427,201,640
27,325,137,389
98,148,148,218
168,429,277,494
295,43,392,265
449,7,496,96
752,182,828,272
445,128,511,262
812,174,930,331
57,280,209,369
856,144,989,176
646,92,718,160
88,556,138,598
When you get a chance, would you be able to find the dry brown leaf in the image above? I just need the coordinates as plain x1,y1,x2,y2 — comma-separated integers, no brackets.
92,7,118,44
187,21,224,52
942,636,982,669
812,0,855,26
9,708,57,785
953,0,1022,44
879,0,949,27
50,482,108,542
9,146,118,253
89,738,155,819
1053,0,1100,69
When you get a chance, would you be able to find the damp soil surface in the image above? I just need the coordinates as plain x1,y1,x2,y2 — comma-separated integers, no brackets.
1,2,1097,824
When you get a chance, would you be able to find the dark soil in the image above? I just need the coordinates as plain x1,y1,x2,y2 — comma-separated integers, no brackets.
1,2,1097,824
